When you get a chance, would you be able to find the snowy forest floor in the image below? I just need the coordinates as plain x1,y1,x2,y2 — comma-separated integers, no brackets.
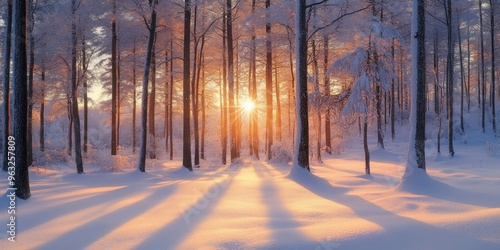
1,123,500,249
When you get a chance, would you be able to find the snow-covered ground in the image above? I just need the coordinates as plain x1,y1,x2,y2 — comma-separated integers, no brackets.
0,122,499,249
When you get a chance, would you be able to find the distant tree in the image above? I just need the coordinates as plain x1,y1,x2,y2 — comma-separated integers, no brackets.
182,0,193,171
265,0,273,161
445,0,454,156
111,0,118,155
489,0,496,134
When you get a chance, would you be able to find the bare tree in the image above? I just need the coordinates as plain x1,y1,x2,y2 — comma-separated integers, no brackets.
71,0,84,173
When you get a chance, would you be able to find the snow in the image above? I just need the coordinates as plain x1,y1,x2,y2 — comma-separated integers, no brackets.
1,120,499,249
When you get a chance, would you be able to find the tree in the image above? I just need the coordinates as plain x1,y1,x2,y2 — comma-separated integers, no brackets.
71,0,84,173
111,0,118,155
227,0,238,162
265,0,273,161
404,0,426,177
2,0,12,172
479,0,486,133
445,0,454,156
250,0,259,159
182,0,193,171
138,0,157,172
490,0,496,134
293,0,309,171
12,0,31,199
148,44,156,159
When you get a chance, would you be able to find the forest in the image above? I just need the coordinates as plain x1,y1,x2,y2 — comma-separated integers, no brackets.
0,0,499,249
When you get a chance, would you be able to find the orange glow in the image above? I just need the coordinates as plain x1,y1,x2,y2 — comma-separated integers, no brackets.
241,99,255,113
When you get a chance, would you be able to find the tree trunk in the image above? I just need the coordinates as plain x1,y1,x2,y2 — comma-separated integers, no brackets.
446,0,454,156
324,35,332,153
111,0,118,155
312,36,321,162
221,10,227,165
250,0,259,159
294,0,310,171
2,0,12,172
137,0,157,172
479,0,486,133
201,55,206,160
275,58,282,142
132,39,137,153
148,44,156,159
182,0,193,170
458,20,464,133
12,0,31,198
405,0,426,175
82,35,88,154
67,98,72,156
40,64,45,152
164,49,169,155
391,38,396,141
467,23,471,111
227,0,237,162
27,10,34,167
363,114,370,175
71,0,84,173
169,38,174,160
490,0,496,134
265,0,273,160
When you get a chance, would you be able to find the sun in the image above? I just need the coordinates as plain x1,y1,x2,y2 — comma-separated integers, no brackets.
242,99,255,112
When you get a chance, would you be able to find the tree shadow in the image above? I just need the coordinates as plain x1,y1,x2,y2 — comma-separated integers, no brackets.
288,171,499,249
134,163,244,249
34,185,178,250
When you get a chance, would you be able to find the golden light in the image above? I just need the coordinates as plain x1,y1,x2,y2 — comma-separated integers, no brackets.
242,99,255,112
